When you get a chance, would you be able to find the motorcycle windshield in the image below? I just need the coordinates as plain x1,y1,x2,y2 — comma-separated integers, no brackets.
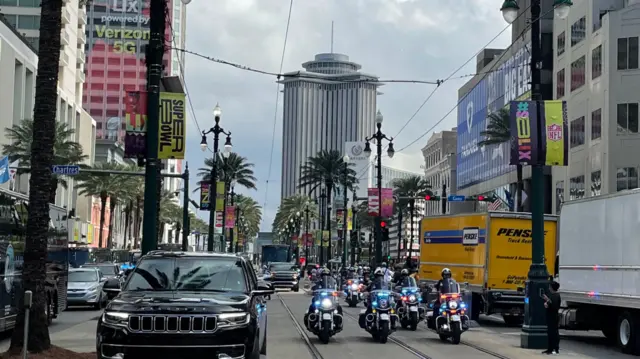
400,276,418,288
441,278,461,295
315,277,338,291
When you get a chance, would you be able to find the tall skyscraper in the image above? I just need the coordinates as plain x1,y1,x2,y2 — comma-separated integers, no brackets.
82,0,185,141
279,53,380,199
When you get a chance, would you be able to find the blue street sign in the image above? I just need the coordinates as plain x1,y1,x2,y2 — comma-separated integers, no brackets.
52,165,80,176
447,195,466,202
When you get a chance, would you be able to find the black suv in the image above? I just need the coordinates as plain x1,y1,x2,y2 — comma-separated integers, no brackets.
96,252,274,359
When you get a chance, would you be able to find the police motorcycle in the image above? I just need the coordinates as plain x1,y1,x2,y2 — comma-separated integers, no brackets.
425,275,470,344
394,274,424,330
304,269,344,344
344,277,364,307
358,269,399,343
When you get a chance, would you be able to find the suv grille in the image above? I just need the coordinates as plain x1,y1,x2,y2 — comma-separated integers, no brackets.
128,315,217,334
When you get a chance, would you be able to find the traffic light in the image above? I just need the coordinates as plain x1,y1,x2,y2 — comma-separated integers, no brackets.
381,221,390,241
467,195,495,202
424,195,441,201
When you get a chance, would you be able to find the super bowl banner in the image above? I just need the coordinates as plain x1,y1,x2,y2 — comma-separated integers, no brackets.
199,183,210,211
367,188,394,217
158,92,186,159
215,181,225,211
124,91,147,158
509,100,568,167
224,206,236,229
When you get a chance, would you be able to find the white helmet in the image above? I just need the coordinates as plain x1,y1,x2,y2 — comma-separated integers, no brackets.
374,267,384,277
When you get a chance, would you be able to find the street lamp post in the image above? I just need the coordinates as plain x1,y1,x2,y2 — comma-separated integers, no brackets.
364,110,395,266
200,104,232,252
181,164,190,251
228,180,236,253
341,155,350,268
318,188,327,266
500,0,572,349
304,204,311,265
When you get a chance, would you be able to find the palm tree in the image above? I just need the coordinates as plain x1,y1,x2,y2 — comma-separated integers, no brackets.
197,153,258,190
390,175,432,216
3,119,88,204
235,194,262,239
76,162,127,248
479,108,523,211
158,190,180,243
298,149,358,219
271,195,317,234
10,0,65,353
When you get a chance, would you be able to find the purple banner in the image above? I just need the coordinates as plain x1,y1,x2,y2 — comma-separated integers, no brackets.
509,101,541,166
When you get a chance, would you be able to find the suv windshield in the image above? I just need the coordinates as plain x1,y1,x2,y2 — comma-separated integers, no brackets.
269,263,295,271
69,271,98,282
82,264,117,276
124,257,247,292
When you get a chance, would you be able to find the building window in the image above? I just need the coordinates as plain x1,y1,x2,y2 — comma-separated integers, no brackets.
25,36,38,51
570,116,585,148
617,103,639,134
3,14,17,28
16,15,40,30
0,0,18,5
555,181,564,214
569,175,585,200
18,0,40,6
591,170,601,197
591,108,601,140
592,45,602,79
617,167,639,192
556,69,565,98
571,17,586,47
617,37,639,70
557,31,565,56
571,56,586,91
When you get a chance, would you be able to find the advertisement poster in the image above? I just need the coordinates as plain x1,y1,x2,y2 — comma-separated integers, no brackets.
224,206,236,229
381,188,393,217
367,188,379,216
215,181,225,211
540,100,569,166
199,183,210,210
509,101,540,166
123,91,147,158
158,92,186,159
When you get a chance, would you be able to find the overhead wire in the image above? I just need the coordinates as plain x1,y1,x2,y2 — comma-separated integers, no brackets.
396,3,556,154
260,0,295,229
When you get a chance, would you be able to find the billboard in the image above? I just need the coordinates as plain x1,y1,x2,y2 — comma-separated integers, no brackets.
456,45,532,189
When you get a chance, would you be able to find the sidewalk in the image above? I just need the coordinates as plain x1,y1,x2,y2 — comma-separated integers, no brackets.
464,328,596,358
0,320,96,353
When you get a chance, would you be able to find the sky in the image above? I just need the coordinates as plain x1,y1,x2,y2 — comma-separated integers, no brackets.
180,0,512,231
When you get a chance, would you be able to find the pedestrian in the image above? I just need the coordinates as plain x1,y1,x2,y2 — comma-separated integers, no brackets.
542,280,561,355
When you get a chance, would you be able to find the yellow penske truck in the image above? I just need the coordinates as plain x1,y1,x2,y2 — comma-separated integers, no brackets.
419,212,557,325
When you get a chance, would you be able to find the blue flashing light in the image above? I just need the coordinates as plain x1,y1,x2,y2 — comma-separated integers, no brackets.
320,292,328,296
314,301,320,306
460,302,466,308
372,301,378,307
524,297,529,304
428,303,433,308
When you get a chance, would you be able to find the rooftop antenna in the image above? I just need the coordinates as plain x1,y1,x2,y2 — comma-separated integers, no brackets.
330,21,334,53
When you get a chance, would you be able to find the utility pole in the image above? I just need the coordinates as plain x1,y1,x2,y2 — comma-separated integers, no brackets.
140,0,166,255
407,199,415,261
396,205,403,260
228,183,236,253
181,164,189,251
441,183,447,214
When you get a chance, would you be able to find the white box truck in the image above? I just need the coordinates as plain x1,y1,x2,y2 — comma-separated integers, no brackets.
558,190,640,355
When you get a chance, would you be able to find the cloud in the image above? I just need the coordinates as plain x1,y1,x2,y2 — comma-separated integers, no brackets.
182,0,511,231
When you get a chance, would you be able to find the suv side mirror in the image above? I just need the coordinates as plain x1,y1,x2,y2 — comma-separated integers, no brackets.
100,277,107,283
253,281,274,296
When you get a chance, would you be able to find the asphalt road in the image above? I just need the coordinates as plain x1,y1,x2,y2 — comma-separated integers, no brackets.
270,290,636,359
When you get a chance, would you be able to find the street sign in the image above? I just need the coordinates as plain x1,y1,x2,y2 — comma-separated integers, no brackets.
52,165,80,176
447,195,466,202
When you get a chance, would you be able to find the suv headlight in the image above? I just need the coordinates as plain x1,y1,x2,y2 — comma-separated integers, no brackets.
87,285,99,292
218,313,250,327
102,312,129,326
448,301,458,309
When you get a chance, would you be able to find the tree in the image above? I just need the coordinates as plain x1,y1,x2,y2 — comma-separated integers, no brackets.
120,169,144,249
158,190,180,243
9,0,64,353
389,175,432,217
271,194,316,234
298,149,358,218
76,162,127,248
197,153,258,191
3,119,88,204
235,194,262,239
479,108,523,211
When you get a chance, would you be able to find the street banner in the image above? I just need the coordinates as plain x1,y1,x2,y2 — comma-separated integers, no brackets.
215,181,225,211
215,212,223,233
322,230,330,247
87,224,94,244
367,188,379,216
347,209,353,230
225,206,236,228
509,101,541,166
200,183,210,210
540,100,569,166
292,235,299,247
381,188,394,217
304,233,313,246
232,228,238,244
124,91,148,158
336,209,344,227
158,92,186,159
314,230,322,246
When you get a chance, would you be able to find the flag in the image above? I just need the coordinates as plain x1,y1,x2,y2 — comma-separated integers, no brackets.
0,156,10,184
488,197,502,211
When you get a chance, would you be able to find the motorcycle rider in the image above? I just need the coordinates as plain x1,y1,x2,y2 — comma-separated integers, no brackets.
306,267,343,315
432,268,454,314
380,262,393,285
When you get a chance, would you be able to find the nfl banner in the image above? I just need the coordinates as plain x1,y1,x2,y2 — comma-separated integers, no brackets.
540,100,569,166
509,101,542,166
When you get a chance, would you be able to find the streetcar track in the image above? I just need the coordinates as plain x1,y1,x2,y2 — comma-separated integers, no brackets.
341,309,513,359
276,293,325,359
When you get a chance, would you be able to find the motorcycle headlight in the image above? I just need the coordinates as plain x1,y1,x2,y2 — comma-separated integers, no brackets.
350,284,358,290
408,295,416,302
448,300,458,309
321,298,333,308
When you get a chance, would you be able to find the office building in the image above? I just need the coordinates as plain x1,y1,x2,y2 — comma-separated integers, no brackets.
422,128,462,216
0,14,96,225
279,53,381,199
552,0,640,213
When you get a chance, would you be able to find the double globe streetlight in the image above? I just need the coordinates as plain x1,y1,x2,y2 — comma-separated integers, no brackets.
499,0,572,350
200,104,232,252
